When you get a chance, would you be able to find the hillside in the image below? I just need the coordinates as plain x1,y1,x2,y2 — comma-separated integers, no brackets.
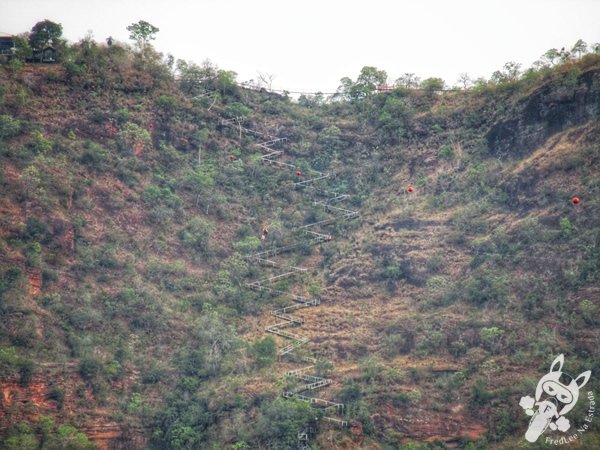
1,39,600,450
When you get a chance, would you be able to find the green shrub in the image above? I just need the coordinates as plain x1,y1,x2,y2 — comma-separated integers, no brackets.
156,94,179,112
183,163,217,193
63,61,85,81
426,252,444,272
233,235,261,254
0,114,21,140
560,216,574,239
254,398,319,449
146,205,176,225
449,339,468,357
18,359,35,386
391,391,412,407
383,265,403,281
25,242,42,267
580,299,598,325
3,423,39,450
142,366,166,384
438,145,454,160
223,102,250,118
178,217,214,253
416,328,446,356
487,404,520,441
79,356,103,381
376,95,413,143
579,245,600,283
480,327,505,353
339,381,362,403
424,275,456,307
48,387,66,409
0,268,25,312
126,392,144,413
470,378,492,408
42,269,58,287
143,185,181,208
383,332,414,358
80,141,109,171
253,336,276,368
359,355,385,381
21,217,49,243
307,282,321,296
115,108,130,124
463,269,509,306
95,244,119,269
382,321,416,358
30,131,52,154
0,347,22,378
116,122,152,155
515,217,547,244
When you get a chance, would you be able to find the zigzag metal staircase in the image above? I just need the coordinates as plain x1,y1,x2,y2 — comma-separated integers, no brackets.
221,116,358,440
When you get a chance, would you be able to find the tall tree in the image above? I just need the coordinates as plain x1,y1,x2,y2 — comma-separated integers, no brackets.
354,66,388,97
490,61,521,84
126,20,159,52
456,73,472,90
542,48,560,66
395,73,421,89
338,66,387,100
420,77,445,91
571,39,588,59
28,20,63,51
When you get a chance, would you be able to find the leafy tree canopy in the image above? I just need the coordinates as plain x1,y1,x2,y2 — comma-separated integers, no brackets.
338,66,388,100
126,20,159,52
28,20,63,51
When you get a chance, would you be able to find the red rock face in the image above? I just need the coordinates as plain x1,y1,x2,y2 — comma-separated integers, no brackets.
26,268,42,296
78,424,126,450
1,375,49,424
57,228,75,252
350,420,364,445
373,404,487,444
0,366,146,449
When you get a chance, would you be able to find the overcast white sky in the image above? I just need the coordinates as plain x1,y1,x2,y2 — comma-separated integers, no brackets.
2,0,600,93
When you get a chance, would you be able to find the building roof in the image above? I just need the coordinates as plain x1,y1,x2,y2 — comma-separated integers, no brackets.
0,32,15,38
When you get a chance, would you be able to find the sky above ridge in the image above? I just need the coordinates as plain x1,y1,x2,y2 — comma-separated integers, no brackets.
3,0,600,93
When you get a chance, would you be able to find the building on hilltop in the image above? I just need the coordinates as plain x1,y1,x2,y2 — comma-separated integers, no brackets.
0,32,16,56
33,46,58,63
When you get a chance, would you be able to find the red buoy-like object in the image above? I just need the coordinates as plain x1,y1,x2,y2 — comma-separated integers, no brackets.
229,155,235,161
295,171,302,176
572,197,580,204
407,186,414,193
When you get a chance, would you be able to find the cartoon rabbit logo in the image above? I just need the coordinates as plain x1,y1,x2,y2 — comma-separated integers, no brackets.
519,354,591,443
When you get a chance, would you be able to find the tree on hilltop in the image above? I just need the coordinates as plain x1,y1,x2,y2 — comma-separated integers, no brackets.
29,20,63,52
338,66,387,100
127,20,159,53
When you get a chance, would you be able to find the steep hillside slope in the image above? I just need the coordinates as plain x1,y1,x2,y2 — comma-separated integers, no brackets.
319,60,600,449
0,45,599,449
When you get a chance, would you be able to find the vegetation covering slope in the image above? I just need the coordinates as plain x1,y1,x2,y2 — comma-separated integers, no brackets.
1,24,600,449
